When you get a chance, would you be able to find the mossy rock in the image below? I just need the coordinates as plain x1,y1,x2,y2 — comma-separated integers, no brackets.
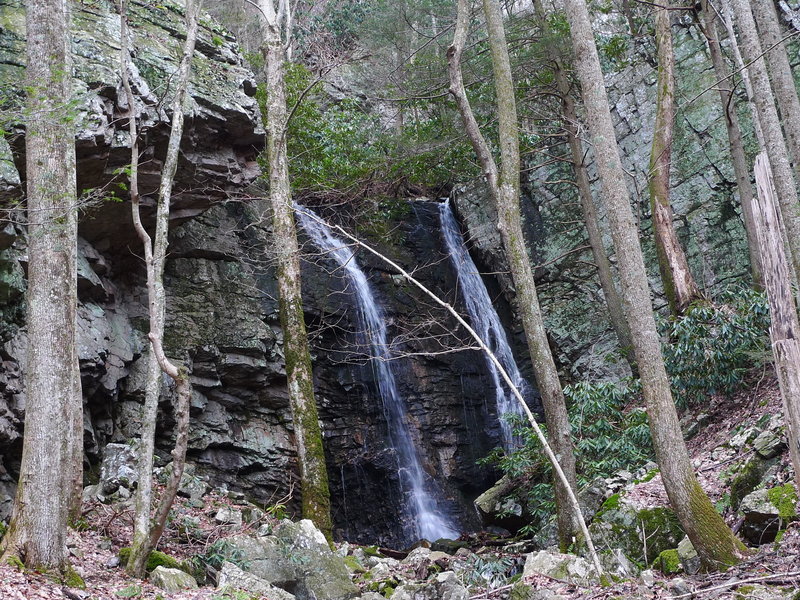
766,484,798,520
118,547,186,573
63,565,87,589
652,549,681,575
589,496,684,566
730,456,775,510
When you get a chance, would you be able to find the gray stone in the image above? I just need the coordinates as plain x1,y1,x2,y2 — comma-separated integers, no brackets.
677,536,700,575
149,566,198,593
217,561,296,600
522,550,600,587
753,430,786,459
640,569,656,587
669,578,692,596
98,442,138,495
599,548,639,578
221,520,359,600
392,571,468,600
740,486,798,544
215,506,244,526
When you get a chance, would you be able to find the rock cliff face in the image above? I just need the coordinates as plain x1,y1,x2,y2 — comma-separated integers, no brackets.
0,0,516,546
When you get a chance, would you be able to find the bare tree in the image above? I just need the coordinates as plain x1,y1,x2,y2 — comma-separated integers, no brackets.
562,0,748,569
728,0,800,287
532,0,634,367
697,0,763,289
448,0,580,550
752,153,800,493
752,0,800,181
649,1,702,314
255,0,332,540
0,0,83,573
120,0,199,577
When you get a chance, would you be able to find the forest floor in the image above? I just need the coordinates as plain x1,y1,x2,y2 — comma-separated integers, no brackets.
0,372,798,600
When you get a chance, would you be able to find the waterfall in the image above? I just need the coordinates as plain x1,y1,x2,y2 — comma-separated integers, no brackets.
438,199,531,449
296,206,459,543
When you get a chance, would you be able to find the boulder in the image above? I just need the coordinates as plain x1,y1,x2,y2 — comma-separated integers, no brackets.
217,561,296,600
588,494,683,565
149,566,198,593
752,430,786,460
220,520,359,600
522,550,601,587
392,571,469,600
215,506,243,526
98,443,138,496
740,485,798,544
730,456,777,510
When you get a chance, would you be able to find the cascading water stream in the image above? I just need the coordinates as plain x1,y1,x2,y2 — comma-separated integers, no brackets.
438,199,531,449
296,206,459,543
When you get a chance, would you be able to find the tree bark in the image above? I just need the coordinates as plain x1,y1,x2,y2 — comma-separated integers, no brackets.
729,0,800,287
0,0,82,573
649,2,702,314
752,0,800,182
448,0,580,551
563,0,749,570
124,0,199,577
257,0,332,540
697,0,763,289
752,153,800,493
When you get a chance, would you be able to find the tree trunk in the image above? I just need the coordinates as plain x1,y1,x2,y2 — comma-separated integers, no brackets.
650,2,701,314
532,0,634,366
448,0,580,551
0,0,82,573
697,0,763,289
563,0,749,570
125,0,199,577
752,153,800,493
752,0,800,182
729,0,800,287
257,0,332,540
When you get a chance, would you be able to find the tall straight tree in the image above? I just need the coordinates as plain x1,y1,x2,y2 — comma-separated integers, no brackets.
532,0,634,367
123,0,199,577
448,0,580,549
0,0,83,572
255,0,332,540
697,0,763,289
649,1,702,314
752,0,800,181
562,0,748,569
729,0,800,287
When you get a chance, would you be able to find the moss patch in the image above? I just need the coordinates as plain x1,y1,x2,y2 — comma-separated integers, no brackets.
63,565,86,589
767,484,798,520
652,548,681,574
118,547,184,573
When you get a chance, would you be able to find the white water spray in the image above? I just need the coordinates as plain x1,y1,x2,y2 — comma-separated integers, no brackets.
438,199,531,449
